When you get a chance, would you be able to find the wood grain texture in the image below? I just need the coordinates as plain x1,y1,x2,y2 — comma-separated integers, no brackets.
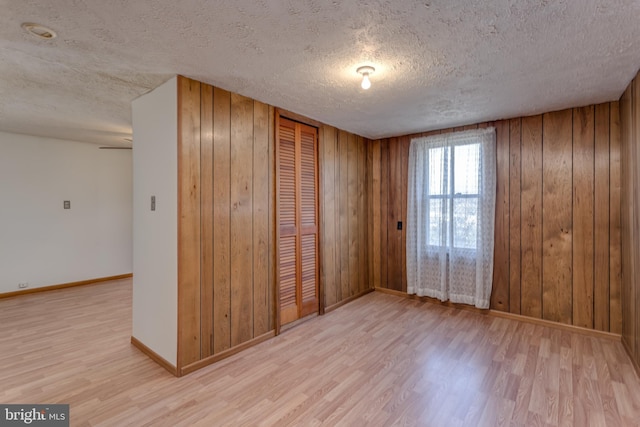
572,105,595,329
200,84,214,358
177,76,202,366
387,138,402,291
619,72,640,372
174,77,277,371
380,139,389,288
520,115,543,319
401,137,410,293
268,106,276,330
322,126,338,307
3,278,639,426
358,135,366,294
253,101,270,336
367,139,374,292
339,130,350,301
594,103,611,332
620,85,634,355
230,93,254,347
371,103,621,333
509,118,522,314
371,140,381,289
635,78,640,364
212,87,232,354
348,132,359,297
542,109,573,325
609,101,622,335
492,120,510,311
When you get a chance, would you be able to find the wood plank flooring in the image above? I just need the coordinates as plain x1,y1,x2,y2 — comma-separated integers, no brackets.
1,278,639,426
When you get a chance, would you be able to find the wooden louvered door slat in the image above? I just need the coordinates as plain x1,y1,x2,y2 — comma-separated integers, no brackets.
277,117,318,326
299,125,319,317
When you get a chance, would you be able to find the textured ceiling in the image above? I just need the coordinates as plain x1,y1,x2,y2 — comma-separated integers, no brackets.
1,0,639,146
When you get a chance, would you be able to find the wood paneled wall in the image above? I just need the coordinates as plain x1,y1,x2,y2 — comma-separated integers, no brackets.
620,70,640,373
175,78,371,374
319,126,372,311
370,103,622,333
177,76,276,374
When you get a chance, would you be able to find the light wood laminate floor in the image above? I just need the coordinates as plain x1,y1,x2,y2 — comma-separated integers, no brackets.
1,278,639,426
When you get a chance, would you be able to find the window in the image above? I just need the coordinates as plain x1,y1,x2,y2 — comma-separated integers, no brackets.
406,127,496,308
426,142,480,250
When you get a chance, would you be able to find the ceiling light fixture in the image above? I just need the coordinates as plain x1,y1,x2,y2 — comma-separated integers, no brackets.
21,23,57,40
357,66,375,90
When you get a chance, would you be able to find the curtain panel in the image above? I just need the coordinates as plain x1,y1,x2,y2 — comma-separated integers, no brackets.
406,128,496,308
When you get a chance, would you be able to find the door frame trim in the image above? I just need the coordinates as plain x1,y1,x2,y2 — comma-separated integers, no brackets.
275,109,324,336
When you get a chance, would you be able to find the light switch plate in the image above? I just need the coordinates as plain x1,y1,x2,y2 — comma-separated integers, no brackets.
151,196,156,211
63,200,70,209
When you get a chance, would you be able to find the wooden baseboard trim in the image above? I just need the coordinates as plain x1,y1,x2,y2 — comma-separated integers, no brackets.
374,287,489,314
324,288,375,314
374,287,622,341
0,273,133,299
489,310,622,341
622,337,640,378
180,330,276,376
130,336,178,377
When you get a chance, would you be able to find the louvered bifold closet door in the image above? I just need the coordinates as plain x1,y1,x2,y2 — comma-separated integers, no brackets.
277,117,319,325
278,119,299,325
299,126,319,317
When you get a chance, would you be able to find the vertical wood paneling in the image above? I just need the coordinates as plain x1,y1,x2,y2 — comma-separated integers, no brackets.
492,120,510,311
367,139,374,291
177,76,202,366
173,76,368,373
268,106,275,331
542,109,573,325
357,136,366,294
318,125,370,310
321,127,337,307
371,102,621,334
620,85,634,353
230,93,254,347
387,138,402,291
348,133,359,296
332,129,341,304
200,84,214,358
520,115,543,319
509,118,522,314
609,101,622,335
338,131,350,301
594,103,610,332
372,140,381,289
253,101,269,336
572,106,595,329
401,137,410,293
212,87,231,354
380,139,389,288
623,75,640,366
632,79,638,362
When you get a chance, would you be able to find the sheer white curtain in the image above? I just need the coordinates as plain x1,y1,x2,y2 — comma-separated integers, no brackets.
406,128,496,308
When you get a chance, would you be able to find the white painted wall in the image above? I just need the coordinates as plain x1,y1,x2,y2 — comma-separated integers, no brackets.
0,131,132,293
132,77,177,367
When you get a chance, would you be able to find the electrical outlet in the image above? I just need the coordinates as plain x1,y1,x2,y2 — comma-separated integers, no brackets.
151,195,156,211
18,283,28,289
63,200,71,209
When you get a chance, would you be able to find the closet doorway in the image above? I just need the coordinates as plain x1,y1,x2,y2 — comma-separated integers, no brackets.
276,115,319,327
